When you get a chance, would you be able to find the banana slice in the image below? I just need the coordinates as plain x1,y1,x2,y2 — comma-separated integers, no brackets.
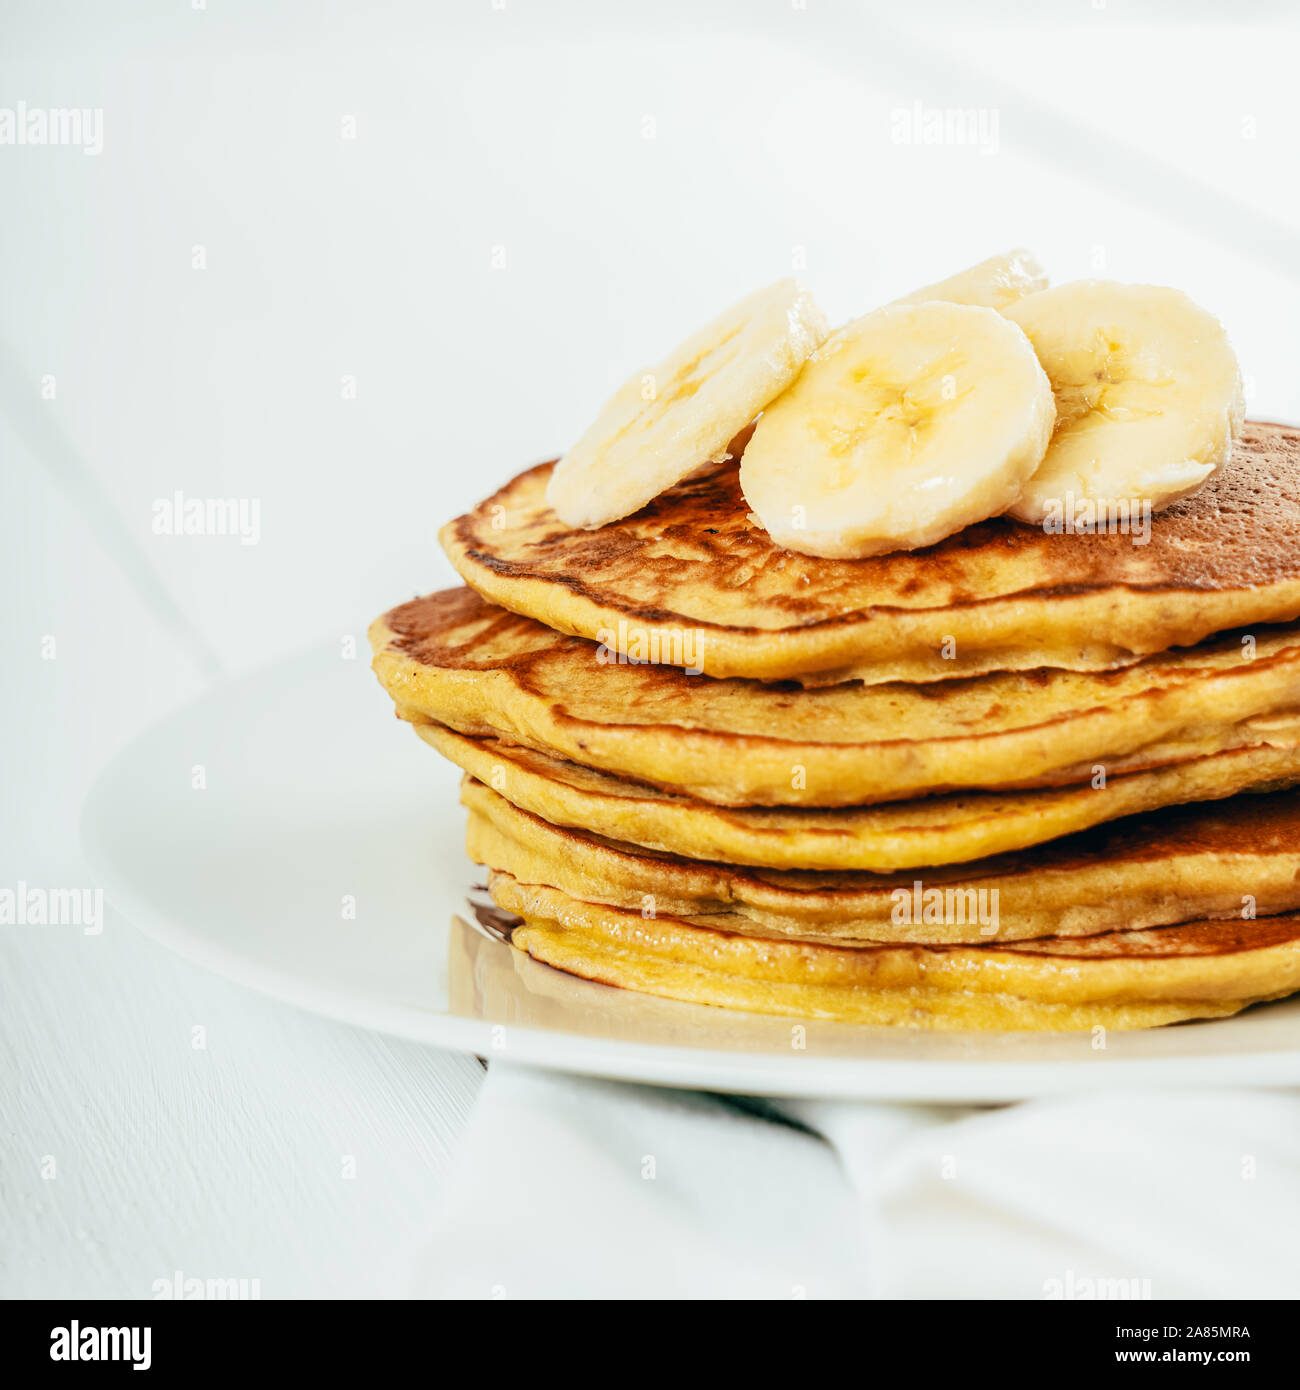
545,279,828,529
893,248,1048,311
739,301,1055,559
1003,281,1245,523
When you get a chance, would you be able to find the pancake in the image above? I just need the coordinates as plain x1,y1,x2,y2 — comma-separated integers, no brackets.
373,586,1300,807
463,777,1300,945
441,420,1300,685
417,721,1300,871
484,876,1300,1031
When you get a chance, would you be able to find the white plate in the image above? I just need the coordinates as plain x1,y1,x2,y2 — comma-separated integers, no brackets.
81,646,1300,1101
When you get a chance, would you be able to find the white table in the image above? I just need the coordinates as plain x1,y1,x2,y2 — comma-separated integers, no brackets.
0,435,484,1298
2,907,483,1298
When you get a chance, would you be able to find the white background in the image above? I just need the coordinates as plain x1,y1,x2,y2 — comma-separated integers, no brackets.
3,0,1299,1296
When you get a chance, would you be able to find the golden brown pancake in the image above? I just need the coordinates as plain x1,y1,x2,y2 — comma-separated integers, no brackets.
373,586,1300,807
463,776,1300,945
415,720,1300,871
440,420,1300,685
485,876,1300,1031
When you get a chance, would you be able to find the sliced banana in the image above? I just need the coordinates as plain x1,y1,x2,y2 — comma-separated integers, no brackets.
739,301,1056,559
893,248,1048,311
1003,280,1245,524
545,279,828,529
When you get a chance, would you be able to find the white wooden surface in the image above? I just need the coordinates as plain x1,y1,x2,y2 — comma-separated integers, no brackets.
0,437,484,1299
4,1,1300,1298
2,918,483,1299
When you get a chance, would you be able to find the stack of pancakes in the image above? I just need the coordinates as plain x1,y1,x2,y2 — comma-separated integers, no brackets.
371,420,1300,1030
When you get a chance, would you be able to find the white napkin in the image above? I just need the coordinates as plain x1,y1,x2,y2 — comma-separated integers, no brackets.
410,1063,1300,1299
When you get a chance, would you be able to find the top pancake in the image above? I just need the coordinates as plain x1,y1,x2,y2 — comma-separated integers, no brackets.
441,420,1300,685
